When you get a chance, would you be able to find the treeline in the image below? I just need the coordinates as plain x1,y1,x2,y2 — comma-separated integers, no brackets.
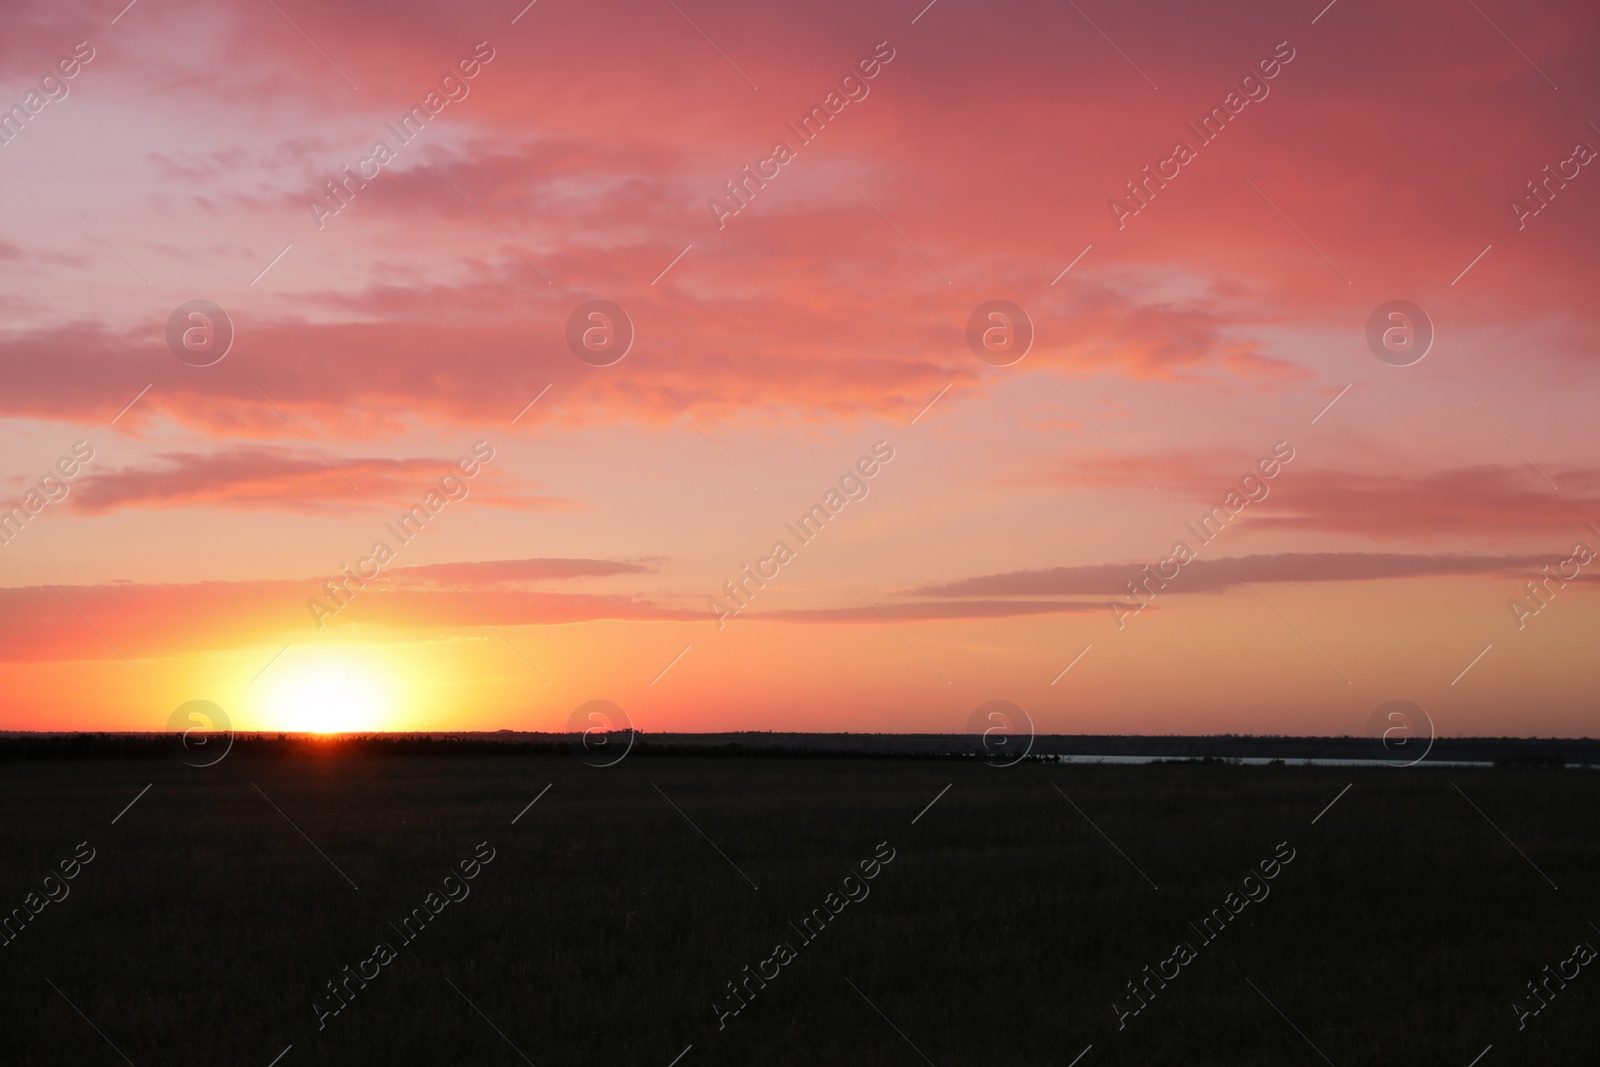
0,733,1587,766
0,733,1031,764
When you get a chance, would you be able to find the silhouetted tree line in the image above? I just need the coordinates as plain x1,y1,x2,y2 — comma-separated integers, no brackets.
0,733,1025,764
0,733,1586,765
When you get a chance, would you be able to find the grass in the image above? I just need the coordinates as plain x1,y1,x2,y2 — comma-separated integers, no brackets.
1,751,1596,1066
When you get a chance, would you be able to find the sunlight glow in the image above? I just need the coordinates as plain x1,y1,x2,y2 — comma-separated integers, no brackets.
257,649,397,733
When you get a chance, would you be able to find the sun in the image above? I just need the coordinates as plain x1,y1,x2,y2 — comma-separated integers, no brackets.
258,648,397,733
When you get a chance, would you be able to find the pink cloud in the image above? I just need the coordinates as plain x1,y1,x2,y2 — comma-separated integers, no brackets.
65,448,576,514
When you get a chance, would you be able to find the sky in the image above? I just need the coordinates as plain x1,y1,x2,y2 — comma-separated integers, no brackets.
0,0,1596,738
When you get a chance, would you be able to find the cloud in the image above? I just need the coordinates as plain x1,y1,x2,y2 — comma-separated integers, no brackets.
748,599,1108,623
1027,457,1600,542
3,1,1587,439
1250,466,1600,542
1044,295,1312,383
320,588,699,630
64,448,577,514
0,272,1328,439
912,552,1551,598
396,558,656,584
0,572,694,665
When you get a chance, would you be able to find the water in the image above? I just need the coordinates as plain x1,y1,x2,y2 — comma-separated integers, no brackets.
1042,754,1498,767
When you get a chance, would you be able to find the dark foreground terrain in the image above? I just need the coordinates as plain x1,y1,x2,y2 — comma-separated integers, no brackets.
2,747,1596,1066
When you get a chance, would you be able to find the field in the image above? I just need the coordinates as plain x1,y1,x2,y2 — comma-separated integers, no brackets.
2,748,1597,1066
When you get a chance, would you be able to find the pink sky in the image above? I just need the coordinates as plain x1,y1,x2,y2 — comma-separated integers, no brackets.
1,0,1597,736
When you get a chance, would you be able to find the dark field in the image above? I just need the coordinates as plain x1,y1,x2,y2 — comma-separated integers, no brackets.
2,751,1597,1066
